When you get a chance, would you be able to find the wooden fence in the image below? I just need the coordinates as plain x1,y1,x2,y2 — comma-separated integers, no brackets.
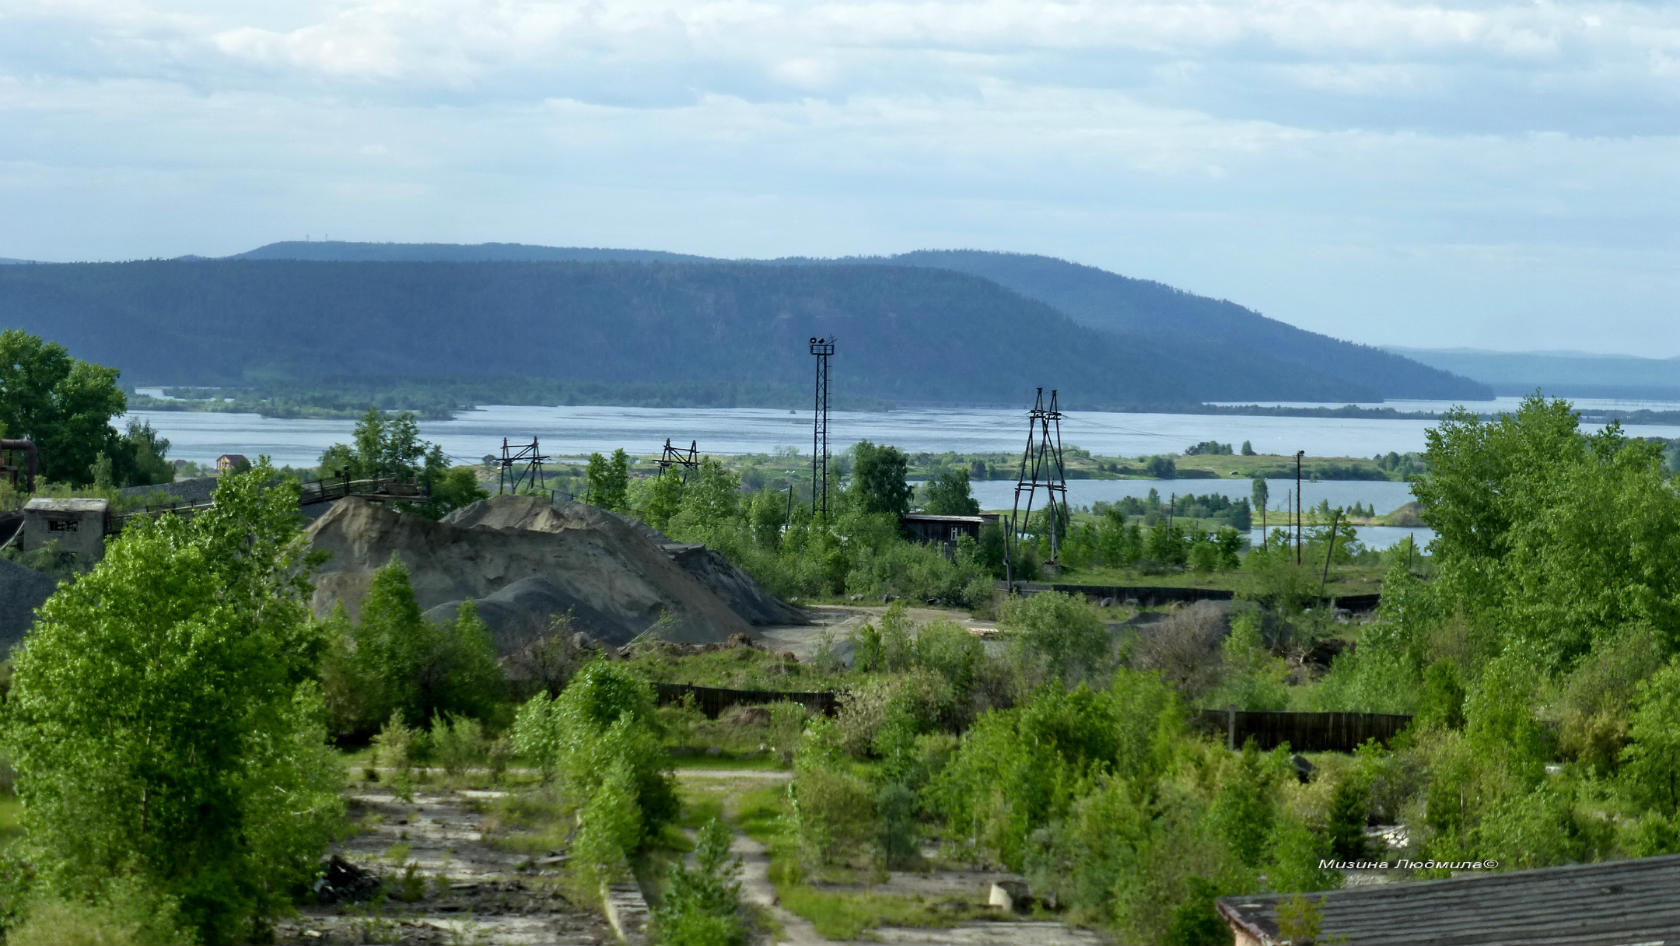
655,682,839,719
1193,708,1413,753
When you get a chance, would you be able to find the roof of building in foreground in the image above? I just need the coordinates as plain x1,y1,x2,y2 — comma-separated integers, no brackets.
1218,853,1680,946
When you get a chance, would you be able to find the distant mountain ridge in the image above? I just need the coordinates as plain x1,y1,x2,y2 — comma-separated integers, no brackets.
0,241,1491,407
1390,347,1680,400
234,241,712,265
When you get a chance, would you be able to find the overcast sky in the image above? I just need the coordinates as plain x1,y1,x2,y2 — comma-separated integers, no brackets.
2,1,1677,355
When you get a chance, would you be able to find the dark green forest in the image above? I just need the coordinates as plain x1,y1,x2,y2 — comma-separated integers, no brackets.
879,250,1492,402
0,244,1490,408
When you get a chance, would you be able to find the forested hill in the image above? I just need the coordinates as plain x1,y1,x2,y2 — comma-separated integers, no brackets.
878,250,1491,402
235,241,712,265
228,241,1489,402
0,259,1197,407
0,243,1491,406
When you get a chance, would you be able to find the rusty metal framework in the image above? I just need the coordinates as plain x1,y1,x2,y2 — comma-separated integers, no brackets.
497,436,549,495
657,438,699,481
809,337,834,520
1005,388,1068,585
0,439,38,494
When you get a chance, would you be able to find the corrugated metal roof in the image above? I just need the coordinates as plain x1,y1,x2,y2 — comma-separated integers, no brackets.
1218,854,1680,946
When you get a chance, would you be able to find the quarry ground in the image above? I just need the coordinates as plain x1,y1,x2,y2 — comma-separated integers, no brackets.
273,784,615,946
277,765,1108,946
753,604,1000,662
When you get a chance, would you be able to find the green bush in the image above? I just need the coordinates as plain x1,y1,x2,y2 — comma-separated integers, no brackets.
789,718,877,870
653,818,745,946
324,558,508,739
431,713,487,778
8,881,191,946
511,660,676,880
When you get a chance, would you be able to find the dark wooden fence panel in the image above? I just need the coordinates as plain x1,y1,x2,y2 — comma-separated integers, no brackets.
1193,709,1412,753
656,682,839,719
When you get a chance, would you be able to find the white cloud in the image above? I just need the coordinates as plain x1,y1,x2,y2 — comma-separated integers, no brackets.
3,1,1680,352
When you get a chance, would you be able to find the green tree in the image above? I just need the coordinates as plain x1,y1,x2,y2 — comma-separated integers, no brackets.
924,468,980,516
321,409,483,518
0,329,129,484
1,463,343,942
333,557,507,736
999,591,1111,689
850,441,913,517
586,448,631,512
1621,659,1680,816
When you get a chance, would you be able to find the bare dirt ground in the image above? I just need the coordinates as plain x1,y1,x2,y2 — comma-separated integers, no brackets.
754,605,999,662
273,787,615,946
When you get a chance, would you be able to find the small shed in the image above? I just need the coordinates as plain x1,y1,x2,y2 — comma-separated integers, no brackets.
1217,852,1680,945
21,497,109,563
899,513,1000,556
217,454,250,474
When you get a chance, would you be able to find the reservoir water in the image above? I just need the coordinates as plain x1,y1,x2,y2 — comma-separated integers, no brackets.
124,398,1680,472
122,399,1677,551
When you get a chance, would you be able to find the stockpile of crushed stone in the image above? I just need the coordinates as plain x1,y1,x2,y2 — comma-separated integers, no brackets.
0,558,57,651
305,495,802,649
442,497,806,626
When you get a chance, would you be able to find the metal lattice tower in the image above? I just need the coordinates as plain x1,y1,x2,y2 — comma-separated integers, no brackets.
1005,388,1069,585
497,436,549,495
657,438,699,482
809,337,835,519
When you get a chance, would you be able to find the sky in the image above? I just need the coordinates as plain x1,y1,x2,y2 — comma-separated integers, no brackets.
2,0,1677,356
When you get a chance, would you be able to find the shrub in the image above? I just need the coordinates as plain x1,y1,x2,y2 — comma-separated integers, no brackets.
8,881,190,946
511,660,676,878
373,713,418,800
326,559,508,739
431,713,487,778
653,818,745,946
789,718,877,870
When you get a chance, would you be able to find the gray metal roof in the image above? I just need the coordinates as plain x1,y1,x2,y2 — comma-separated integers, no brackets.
1218,854,1680,945
23,497,108,514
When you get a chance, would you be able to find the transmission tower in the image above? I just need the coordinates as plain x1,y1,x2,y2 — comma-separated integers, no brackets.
657,438,699,482
497,436,549,495
809,337,835,519
1005,388,1069,585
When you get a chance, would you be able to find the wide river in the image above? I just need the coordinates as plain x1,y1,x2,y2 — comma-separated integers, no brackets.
124,397,1680,551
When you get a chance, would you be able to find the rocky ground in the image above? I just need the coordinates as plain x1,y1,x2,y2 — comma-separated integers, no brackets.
274,787,615,946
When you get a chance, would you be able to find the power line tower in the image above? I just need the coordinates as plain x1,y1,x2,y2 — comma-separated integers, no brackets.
657,438,699,482
497,436,549,495
809,337,835,519
1005,388,1068,586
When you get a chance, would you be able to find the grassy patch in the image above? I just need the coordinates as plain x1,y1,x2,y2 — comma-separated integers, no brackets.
485,785,575,856
733,783,790,846
668,751,785,772
779,886,993,939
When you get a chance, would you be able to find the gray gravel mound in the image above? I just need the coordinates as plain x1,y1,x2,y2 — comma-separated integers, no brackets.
443,496,805,626
0,558,57,651
307,497,758,647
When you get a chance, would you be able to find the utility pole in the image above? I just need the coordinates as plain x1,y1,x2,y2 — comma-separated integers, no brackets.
1319,509,1341,594
1295,450,1304,566
809,337,834,520
1005,387,1069,585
